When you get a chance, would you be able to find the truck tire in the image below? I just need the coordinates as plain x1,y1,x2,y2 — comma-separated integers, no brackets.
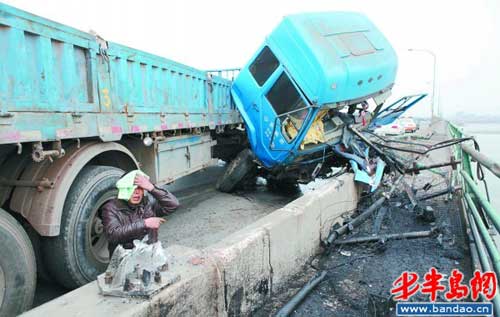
43,165,124,289
0,208,36,317
24,224,52,283
216,149,256,193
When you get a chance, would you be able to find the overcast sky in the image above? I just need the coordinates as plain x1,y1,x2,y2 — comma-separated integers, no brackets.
3,0,500,118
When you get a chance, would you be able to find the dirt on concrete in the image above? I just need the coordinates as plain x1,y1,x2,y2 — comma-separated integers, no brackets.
158,184,300,249
33,167,300,308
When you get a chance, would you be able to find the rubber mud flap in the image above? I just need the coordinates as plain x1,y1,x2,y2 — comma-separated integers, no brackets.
0,208,36,317
216,149,256,193
43,165,124,289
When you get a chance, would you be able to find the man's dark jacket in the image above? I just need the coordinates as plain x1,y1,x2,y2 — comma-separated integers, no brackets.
102,187,179,255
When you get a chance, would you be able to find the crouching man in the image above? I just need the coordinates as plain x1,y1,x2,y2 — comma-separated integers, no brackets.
102,170,179,256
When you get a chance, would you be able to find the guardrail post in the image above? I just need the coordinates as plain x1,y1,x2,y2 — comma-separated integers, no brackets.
461,171,500,233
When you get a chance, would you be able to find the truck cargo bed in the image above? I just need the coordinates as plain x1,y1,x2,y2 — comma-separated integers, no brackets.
0,3,240,145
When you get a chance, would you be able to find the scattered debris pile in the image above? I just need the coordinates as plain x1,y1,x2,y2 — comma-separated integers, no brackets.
264,181,469,316
257,122,474,316
97,234,180,298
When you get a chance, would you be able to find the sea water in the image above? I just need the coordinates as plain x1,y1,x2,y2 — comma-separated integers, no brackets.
461,123,500,212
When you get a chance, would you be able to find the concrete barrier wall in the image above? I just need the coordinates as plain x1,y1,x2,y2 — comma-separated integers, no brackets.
23,174,358,317
23,246,221,317
207,174,358,315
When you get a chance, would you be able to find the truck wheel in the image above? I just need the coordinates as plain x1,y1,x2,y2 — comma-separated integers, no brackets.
43,165,124,289
0,208,36,317
216,149,256,193
13,216,52,283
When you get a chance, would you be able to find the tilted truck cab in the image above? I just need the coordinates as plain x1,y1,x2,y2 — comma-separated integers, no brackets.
219,12,400,191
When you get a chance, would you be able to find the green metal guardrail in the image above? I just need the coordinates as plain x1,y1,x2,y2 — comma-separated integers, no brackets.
449,122,500,313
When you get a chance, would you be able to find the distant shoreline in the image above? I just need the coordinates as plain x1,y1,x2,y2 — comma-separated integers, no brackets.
465,130,500,134
458,123,500,134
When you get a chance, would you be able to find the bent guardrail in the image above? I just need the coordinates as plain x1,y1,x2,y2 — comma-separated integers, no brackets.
449,122,500,313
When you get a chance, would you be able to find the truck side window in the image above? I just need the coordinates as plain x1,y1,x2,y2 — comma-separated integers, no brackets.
266,72,308,140
249,46,279,86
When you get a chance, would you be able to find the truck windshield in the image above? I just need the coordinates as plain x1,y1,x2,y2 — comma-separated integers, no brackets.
266,72,309,141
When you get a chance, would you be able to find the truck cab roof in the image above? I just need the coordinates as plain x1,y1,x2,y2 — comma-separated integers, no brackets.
248,12,397,106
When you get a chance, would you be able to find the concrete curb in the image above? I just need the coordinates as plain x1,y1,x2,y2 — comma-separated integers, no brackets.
207,174,358,315
23,174,358,317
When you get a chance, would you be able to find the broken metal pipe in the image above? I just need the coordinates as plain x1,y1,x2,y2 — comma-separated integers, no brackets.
462,144,500,178
405,159,461,174
278,176,403,316
333,229,435,245
325,174,403,246
416,186,460,201
0,177,54,189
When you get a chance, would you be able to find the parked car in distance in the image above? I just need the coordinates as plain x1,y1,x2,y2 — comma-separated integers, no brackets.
398,117,418,133
374,122,405,136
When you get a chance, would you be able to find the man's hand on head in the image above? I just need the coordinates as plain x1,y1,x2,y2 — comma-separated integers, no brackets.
144,217,166,229
134,174,155,192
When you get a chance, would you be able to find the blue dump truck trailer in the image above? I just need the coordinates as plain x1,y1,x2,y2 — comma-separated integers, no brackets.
0,4,424,315
0,3,245,315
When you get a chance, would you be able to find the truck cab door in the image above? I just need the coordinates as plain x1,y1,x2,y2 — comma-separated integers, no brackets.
237,45,312,167
261,68,311,161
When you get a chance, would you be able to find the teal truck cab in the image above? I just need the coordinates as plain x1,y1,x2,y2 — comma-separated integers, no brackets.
218,12,412,192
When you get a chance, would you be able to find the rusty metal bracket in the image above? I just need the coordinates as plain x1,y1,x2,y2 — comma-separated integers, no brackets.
32,142,65,162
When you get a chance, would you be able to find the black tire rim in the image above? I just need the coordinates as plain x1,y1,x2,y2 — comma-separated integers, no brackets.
86,191,115,265
0,265,5,307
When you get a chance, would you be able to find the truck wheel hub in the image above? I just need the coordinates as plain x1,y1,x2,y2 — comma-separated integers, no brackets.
87,195,113,264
